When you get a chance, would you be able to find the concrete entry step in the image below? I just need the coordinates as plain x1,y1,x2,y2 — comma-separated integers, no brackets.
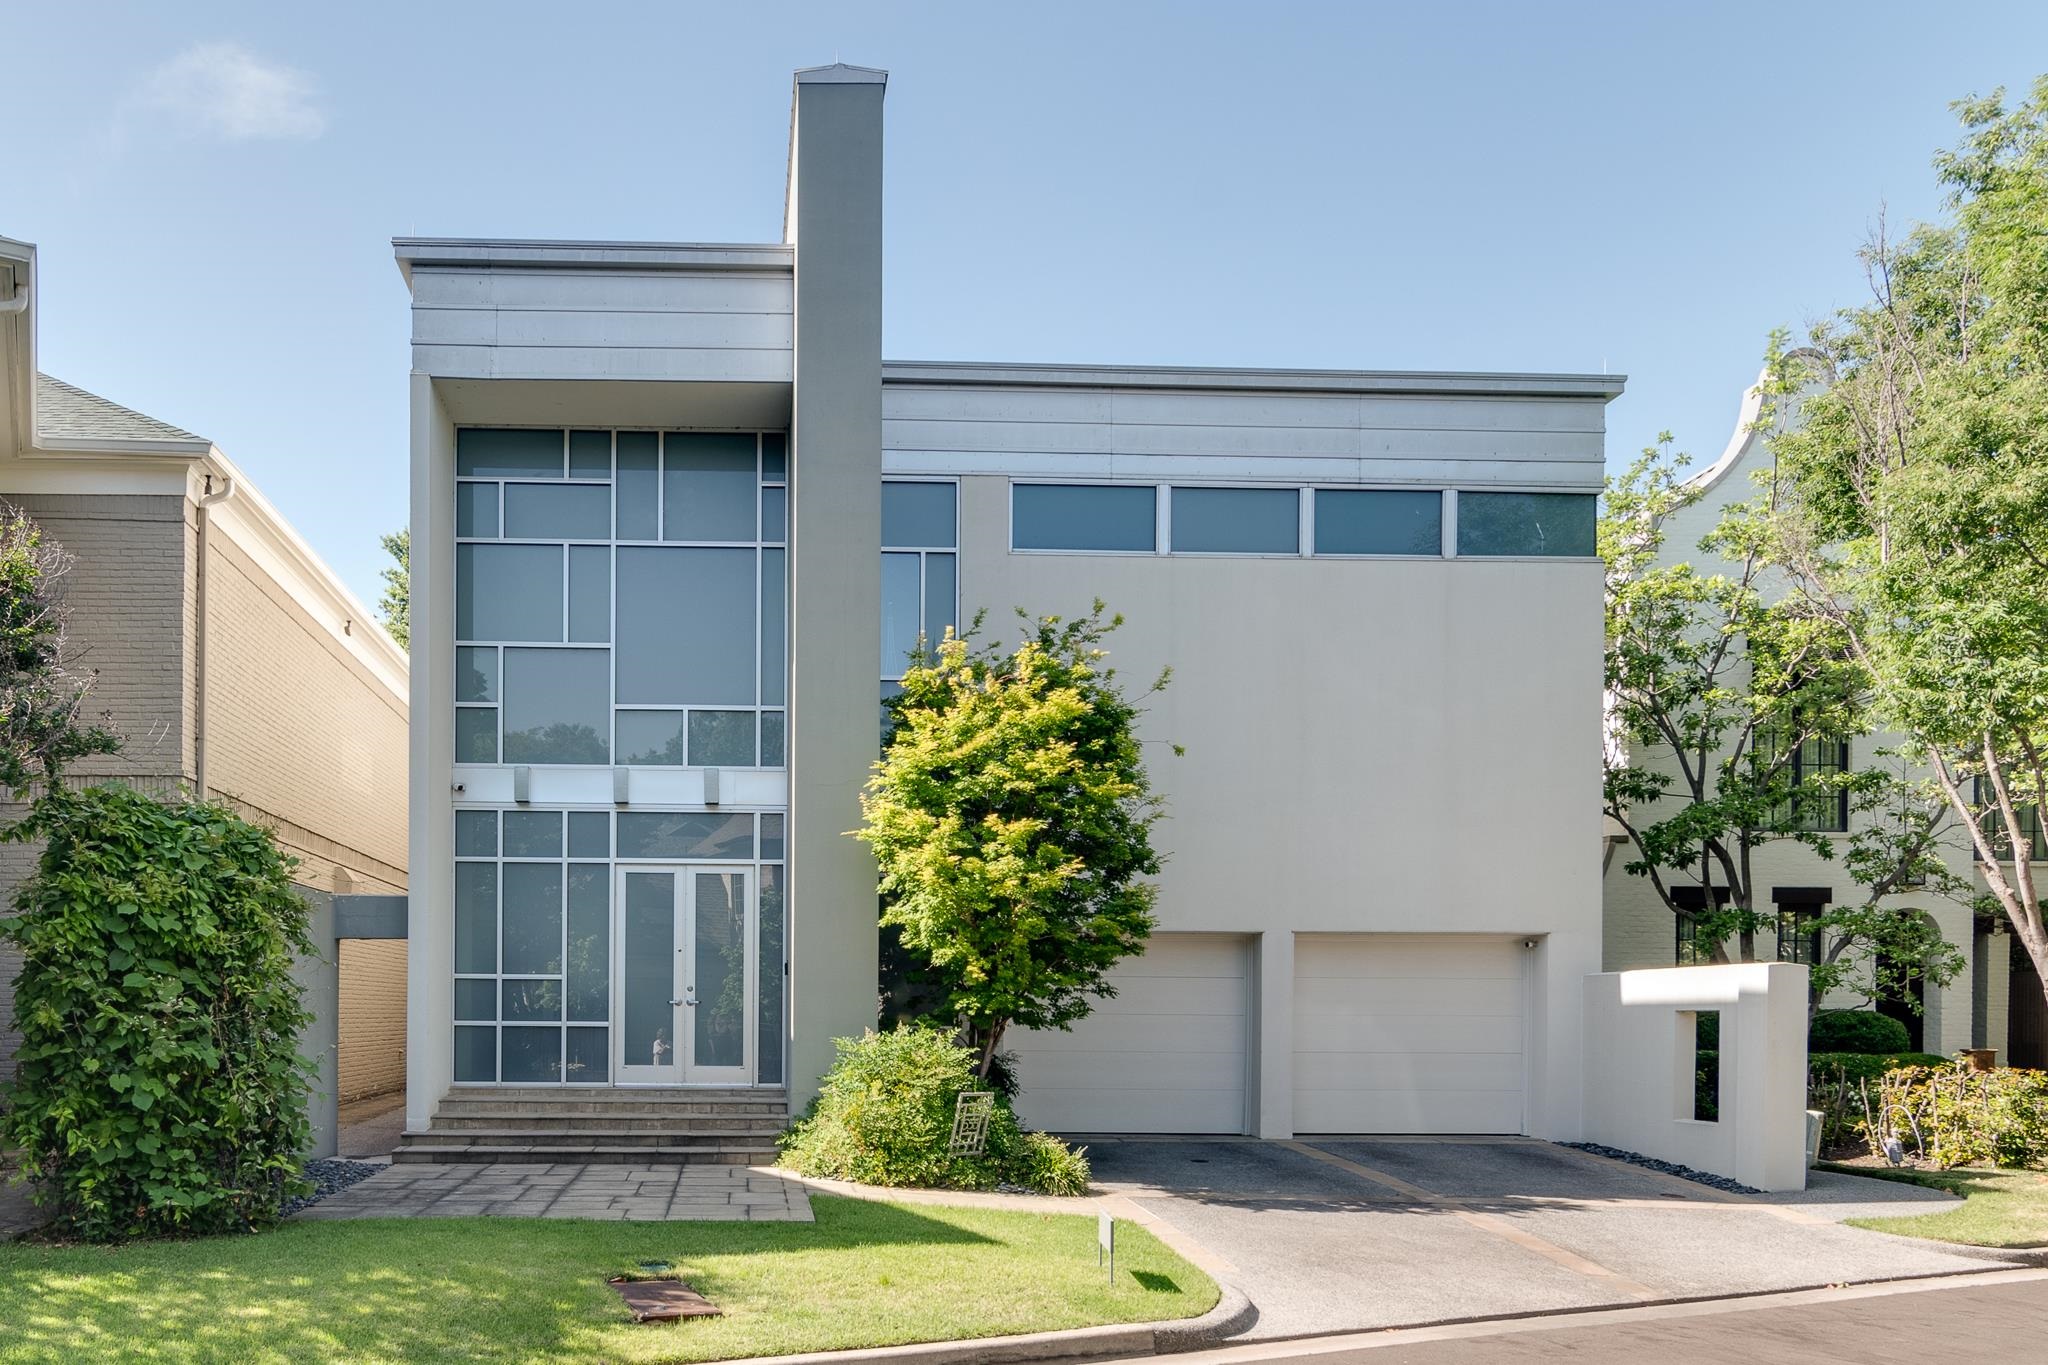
428,1113,788,1134
405,1127,776,1148
435,1098,789,1119
391,1142,779,1166
446,1086,785,1103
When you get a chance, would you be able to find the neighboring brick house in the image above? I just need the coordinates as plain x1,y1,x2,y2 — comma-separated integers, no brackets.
0,235,410,1109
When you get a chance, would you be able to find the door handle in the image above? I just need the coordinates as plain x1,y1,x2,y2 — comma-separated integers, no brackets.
669,995,698,1008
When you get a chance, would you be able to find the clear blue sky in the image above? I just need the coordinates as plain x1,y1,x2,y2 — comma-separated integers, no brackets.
10,2,2047,609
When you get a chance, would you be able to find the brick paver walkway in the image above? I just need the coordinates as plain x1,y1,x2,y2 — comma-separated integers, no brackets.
292,1163,813,1222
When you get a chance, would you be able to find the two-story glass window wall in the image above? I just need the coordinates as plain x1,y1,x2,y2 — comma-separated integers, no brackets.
456,429,789,769
453,807,786,1085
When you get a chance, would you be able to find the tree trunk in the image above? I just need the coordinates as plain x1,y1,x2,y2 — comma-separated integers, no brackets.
976,1020,1008,1078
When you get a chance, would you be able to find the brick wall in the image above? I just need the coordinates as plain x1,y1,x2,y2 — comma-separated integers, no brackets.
337,938,408,1101
0,494,190,1087
199,527,407,890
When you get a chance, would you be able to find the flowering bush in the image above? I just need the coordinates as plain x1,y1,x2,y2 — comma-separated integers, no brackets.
1860,1064,2048,1169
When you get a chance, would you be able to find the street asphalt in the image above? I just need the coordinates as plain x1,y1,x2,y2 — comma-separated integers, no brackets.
1078,1136,2024,1340
1162,1270,2048,1363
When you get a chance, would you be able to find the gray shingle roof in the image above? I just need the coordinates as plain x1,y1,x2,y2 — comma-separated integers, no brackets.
35,374,206,445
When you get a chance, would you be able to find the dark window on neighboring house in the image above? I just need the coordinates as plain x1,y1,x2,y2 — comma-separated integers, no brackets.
1767,729,1850,833
1973,777,2048,862
1773,887,1830,965
1670,885,1731,965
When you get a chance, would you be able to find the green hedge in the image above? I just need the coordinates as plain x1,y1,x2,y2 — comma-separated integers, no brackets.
1810,1009,1913,1055
0,785,314,1240
778,1025,1089,1195
1865,1064,2048,1169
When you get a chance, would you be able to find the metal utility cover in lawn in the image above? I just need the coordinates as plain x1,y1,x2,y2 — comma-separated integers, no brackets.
609,1278,722,1322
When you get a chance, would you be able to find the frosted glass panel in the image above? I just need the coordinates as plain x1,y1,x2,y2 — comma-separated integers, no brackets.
622,873,676,1070
458,428,563,478
1012,484,1155,552
500,863,563,974
689,711,755,766
566,864,609,1020
1456,492,1596,557
504,483,610,540
455,708,497,763
693,872,745,1068
502,810,561,858
1315,490,1442,556
455,809,497,857
617,710,687,766
501,1026,562,1082
617,811,755,860
883,481,957,548
503,649,609,764
457,647,497,702
881,553,921,679
615,547,756,704
457,483,499,537
760,548,785,706
569,547,610,643
569,430,612,478
757,864,784,1085
663,433,757,542
924,554,956,648
760,711,784,768
616,433,659,540
1172,487,1298,554
457,544,562,642
454,864,497,973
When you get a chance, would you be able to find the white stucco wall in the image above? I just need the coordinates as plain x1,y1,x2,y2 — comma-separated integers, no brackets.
1582,963,1810,1191
957,473,1606,1138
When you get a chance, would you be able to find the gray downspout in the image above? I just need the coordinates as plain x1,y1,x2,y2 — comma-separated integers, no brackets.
193,471,233,799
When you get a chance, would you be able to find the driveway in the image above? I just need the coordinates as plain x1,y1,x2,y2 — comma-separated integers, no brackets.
1083,1136,2030,1340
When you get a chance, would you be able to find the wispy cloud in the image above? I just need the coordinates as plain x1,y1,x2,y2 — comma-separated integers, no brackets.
134,41,327,142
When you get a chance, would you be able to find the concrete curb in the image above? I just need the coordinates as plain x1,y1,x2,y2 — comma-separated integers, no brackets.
718,1282,1254,1365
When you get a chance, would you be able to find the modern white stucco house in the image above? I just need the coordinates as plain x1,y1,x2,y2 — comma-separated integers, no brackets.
396,67,1623,1158
1599,376,2046,1068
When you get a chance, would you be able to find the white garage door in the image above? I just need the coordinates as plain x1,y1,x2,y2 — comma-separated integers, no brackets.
1293,934,1526,1134
1009,934,1249,1134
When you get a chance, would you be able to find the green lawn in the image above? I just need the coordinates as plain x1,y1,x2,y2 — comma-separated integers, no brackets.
1823,1163,2048,1249
0,1195,1216,1364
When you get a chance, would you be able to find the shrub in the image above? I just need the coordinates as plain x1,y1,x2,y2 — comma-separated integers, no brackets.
0,785,315,1240
1806,1053,1954,1146
1862,1064,2048,1169
1810,1009,1912,1055
778,1024,1090,1194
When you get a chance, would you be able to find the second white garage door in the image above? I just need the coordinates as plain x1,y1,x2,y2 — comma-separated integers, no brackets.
1293,934,1527,1134
1009,933,1249,1134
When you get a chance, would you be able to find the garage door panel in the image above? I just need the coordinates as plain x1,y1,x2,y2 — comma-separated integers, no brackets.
1294,982,1523,1023
1022,1047,1245,1092
1293,935,1526,1135
1024,1087,1246,1135
1296,936,1525,980
1011,934,1248,1134
1030,1012,1247,1055
1293,1049,1527,1092
1298,1012,1524,1054
1295,1088,1524,1135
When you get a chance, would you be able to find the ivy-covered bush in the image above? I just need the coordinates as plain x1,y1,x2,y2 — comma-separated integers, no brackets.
778,1024,1090,1195
1809,1009,1912,1055
0,785,315,1240
1861,1064,2048,1170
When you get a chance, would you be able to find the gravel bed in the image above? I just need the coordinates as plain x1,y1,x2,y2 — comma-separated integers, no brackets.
1559,1141,1763,1195
282,1159,383,1216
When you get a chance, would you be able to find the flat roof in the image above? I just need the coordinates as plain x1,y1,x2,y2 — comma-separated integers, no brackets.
392,238,792,286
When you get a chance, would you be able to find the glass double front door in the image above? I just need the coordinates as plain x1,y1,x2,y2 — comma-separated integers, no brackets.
616,865,752,1084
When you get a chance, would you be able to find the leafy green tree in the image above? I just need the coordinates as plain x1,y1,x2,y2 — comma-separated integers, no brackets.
1604,442,1966,1005
1,786,315,1240
1603,440,1863,961
0,503,119,797
857,602,1171,1077
378,527,409,649
1757,78,2048,1016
